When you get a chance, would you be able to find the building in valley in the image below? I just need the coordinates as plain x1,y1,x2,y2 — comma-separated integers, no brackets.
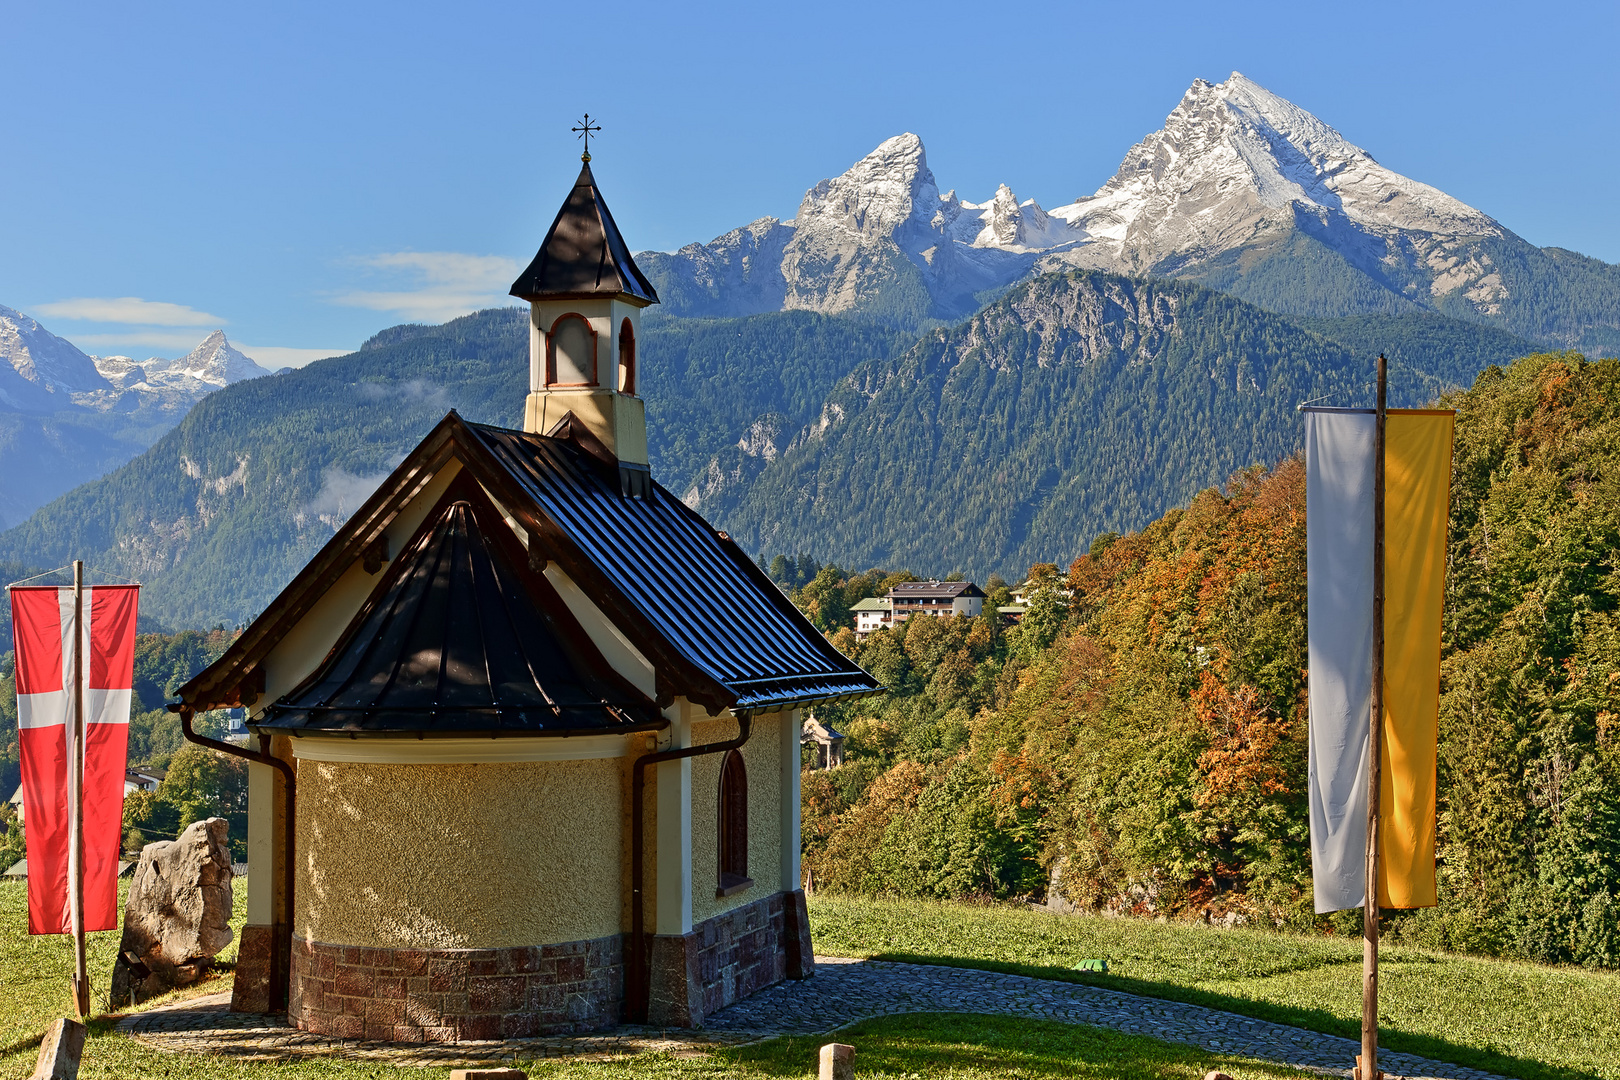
170,152,880,1040
887,580,986,623
851,596,892,639
123,767,164,796
800,714,846,770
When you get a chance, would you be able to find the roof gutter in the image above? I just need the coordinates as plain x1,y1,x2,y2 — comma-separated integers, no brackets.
626,712,751,1024
171,704,296,1015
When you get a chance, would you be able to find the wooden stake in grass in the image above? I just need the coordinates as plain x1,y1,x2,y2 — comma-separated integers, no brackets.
820,1043,855,1080
1361,356,1387,1080
30,1016,86,1080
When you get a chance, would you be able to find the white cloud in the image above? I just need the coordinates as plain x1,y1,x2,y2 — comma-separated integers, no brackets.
298,465,396,529
235,344,352,370
35,297,225,326
72,330,216,352
67,332,349,368
333,251,521,322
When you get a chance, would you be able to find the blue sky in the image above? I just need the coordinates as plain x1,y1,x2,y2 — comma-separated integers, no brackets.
4,0,1616,367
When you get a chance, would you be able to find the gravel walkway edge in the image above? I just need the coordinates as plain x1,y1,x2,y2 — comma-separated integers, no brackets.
114,956,1513,1080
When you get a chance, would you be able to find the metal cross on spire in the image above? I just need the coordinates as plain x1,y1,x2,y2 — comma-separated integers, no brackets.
572,114,601,162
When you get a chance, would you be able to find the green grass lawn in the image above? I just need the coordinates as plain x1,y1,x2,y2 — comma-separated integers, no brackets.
809,894,1620,1080
0,1013,1317,1080
0,878,246,1055
6,881,1617,1079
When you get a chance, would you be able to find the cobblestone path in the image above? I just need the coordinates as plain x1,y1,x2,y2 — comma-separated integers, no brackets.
118,958,1511,1080
117,992,737,1067
707,958,1510,1080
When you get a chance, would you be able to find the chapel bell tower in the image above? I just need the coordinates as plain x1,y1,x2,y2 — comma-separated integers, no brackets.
510,135,660,496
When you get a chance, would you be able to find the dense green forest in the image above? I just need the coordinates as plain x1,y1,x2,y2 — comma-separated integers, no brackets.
640,311,909,490
0,277,1570,630
798,348,1620,968
1175,226,1620,356
704,271,1520,582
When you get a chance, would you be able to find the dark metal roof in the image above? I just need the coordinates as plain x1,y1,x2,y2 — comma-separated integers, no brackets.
259,480,663,736
463,421,880,713
509,161,660,306
889,581,985,600
175,413,880,719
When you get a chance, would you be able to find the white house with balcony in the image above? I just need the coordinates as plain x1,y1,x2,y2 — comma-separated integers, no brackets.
888,581,986,623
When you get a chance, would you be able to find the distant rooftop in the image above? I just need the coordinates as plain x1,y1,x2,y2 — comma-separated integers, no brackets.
888,580,985,600
851,597,892,611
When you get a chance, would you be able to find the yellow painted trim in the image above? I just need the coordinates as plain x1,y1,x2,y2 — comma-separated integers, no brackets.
289,734,633,764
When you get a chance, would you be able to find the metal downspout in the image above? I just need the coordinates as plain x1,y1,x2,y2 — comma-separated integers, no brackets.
173,705,296,1015
628,712,751,1024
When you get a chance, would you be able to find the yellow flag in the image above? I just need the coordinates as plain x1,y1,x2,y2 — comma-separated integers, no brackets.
1378,410,1454,909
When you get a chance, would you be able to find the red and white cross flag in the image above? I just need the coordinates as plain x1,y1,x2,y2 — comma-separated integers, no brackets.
10,583,139,935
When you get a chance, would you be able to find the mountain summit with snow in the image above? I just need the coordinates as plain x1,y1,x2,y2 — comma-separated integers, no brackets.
638,73,1620,350
0,306,278,526
90,330,275,396
1052,73,1499,264
0,303,112,410
151,330,275,387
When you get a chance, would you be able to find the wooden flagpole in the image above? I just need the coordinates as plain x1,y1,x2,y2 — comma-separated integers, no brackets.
68,559,90,1018
1360,357,1387,1080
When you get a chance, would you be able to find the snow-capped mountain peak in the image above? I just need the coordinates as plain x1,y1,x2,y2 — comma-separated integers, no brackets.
636,72,1560,336
161,330,273,387
0,304,110,403
792,132,943,240
1049,71,1500,265
962,185,1079,252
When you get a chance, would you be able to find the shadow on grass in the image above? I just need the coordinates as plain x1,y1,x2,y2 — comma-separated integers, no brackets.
863,951,1604,1080
659,1013,1331,1080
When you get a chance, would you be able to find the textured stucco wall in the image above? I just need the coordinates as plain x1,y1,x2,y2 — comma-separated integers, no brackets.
691,713,782,924
296,757,624,949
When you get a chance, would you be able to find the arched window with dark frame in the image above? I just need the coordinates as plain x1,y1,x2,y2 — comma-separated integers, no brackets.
717,749,750,896
618,318,636,394
546,313,597,387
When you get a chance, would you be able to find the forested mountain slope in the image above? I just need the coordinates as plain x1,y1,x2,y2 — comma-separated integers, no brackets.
695,270,1516,581
641,311,909,491
0,308,903,627
0,280,1538,628
805,348,1620,969
0,307,276,527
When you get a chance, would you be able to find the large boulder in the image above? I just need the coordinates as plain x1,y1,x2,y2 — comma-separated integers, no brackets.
110,817,235,1007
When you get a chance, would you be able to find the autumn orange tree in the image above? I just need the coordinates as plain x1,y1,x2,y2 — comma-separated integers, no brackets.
797,351,1620,966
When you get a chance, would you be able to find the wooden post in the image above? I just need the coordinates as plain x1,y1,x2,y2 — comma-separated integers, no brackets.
68,559,90,1019
1361,357,1387,1080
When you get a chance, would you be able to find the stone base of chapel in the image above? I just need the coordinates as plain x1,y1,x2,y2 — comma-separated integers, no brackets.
279,890,813,1040
231,923,288,1013
646,889,815,1028
288,934,623,1041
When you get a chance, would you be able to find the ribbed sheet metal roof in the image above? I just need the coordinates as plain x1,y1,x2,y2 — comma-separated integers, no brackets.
465,422,880,712
261,490,662,735
509,161,659,305
890,580,985,599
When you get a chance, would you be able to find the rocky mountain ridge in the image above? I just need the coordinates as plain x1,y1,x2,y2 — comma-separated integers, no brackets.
0,297,1542,624
86,331,276,403
0,304,111,410
0,306,276,526
683,271,1536,578
638,73,1620,351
